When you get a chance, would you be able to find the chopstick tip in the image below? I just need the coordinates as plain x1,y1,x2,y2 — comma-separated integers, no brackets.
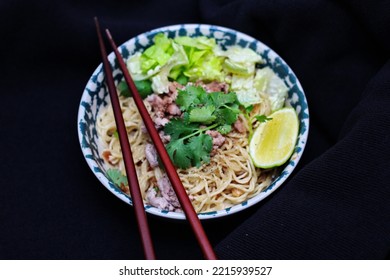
105,28,112,39
94,17,101,33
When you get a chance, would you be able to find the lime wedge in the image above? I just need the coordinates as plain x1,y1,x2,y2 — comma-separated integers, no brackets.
249,107,299,169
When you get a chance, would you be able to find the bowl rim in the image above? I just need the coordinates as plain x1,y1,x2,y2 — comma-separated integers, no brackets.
77,23,309,220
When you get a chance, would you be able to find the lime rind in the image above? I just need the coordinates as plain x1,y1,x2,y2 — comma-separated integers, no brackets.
249,107,299,169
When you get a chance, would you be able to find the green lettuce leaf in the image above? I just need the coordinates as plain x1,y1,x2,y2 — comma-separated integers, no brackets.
150,42,189,93
141,33,173,72
174,36,225,82
183,53,224,82
127,52,161,81
126,33,175,82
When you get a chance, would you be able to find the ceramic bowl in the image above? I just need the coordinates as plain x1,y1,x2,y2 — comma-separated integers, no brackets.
77,24,309,220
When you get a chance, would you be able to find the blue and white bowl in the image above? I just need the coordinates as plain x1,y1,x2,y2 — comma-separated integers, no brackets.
77,24,309,220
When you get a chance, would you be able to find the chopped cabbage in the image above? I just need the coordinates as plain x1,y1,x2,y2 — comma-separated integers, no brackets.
231,74,262,107
222,46,263,76
125,33,287,107
254,67,288,111
174,36,216,50
127,34,224,90
267,73,288,111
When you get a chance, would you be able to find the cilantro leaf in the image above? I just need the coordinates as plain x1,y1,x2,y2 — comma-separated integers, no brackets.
176,85,205,110
245,104,254,113
196,87,210,104
182,111,191,124
215,107,239,125
163,118,198,140
216,124,232,135
176,88,198,110
226,103,241,115
188,134,213,167
185,85,206,98
166,138,192,169
163,84,242,169
188,105,216,124
208,91,238,108
107,169,128,187
255,115,273,123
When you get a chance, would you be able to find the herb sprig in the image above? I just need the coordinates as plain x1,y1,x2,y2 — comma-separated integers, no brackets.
107,168,128,188
243,105,273,141
163,85,240,169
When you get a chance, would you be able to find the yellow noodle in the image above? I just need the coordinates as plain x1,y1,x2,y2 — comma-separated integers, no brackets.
96,95,276,213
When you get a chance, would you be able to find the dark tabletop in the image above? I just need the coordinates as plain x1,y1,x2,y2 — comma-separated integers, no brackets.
0,0,389,260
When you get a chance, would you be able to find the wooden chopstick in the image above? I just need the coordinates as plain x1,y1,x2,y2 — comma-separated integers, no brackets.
104,28,217,260
94,17,156,260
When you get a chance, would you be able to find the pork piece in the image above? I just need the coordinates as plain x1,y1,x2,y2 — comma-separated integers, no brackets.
146,175,180,211
146,94,165,115
159,131,171,144
154,117,169,129
145,143,158,168
146,92,181,127
146,187,170,210
203,81,230,93
168,81,184,100
206,130,226,149
158,175,180,208
233,118,247,133
166,103,181,116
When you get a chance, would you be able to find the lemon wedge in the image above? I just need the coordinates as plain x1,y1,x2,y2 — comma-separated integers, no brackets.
249,107,299,169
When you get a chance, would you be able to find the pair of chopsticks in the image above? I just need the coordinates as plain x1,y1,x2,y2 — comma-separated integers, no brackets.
94,17,217,260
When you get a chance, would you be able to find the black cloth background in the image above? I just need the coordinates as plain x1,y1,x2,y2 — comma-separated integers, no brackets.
0,0,389,259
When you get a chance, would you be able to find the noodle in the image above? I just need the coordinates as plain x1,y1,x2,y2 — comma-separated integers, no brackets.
97,91,277,213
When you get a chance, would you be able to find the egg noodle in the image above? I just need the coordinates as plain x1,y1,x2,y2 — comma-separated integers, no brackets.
97,92,278,213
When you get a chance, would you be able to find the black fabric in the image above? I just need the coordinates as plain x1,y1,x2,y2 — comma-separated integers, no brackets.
0,0,389,260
